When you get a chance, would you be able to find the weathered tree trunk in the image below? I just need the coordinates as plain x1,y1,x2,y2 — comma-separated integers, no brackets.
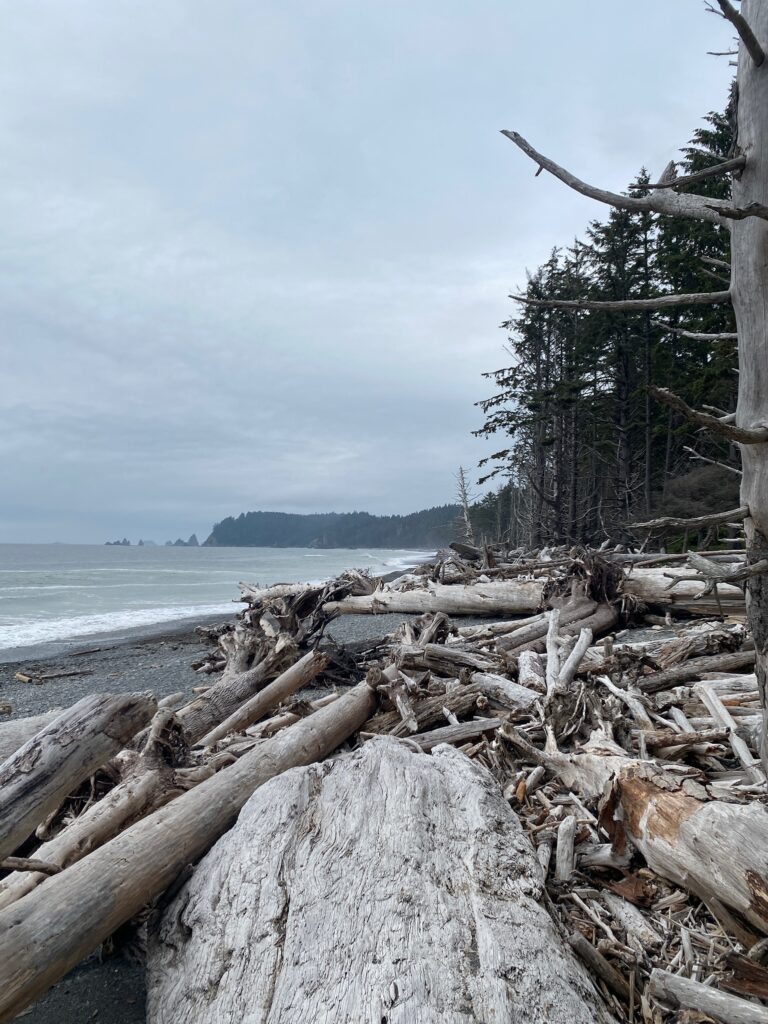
325,579,546,616
326,570,744,619
198,649,329,746
622,567,745,614
0,681,376,1022
147,739,615,1024
175,641,295,743
0,710,60,763
611,762,768,935
0,692,156,862
732,2,768,771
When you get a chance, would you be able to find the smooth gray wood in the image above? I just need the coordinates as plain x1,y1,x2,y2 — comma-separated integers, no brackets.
148,738,615,1024
0,711,60,763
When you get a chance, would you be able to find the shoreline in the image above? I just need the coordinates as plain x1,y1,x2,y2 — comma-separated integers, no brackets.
0,567,422,722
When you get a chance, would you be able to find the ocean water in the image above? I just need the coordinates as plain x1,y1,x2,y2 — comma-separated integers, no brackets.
0,544,429,651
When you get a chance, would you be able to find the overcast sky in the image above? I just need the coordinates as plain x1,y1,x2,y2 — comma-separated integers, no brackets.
0,1,733,543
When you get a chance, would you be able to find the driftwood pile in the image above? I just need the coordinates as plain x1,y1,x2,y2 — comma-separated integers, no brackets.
0,543,767,1022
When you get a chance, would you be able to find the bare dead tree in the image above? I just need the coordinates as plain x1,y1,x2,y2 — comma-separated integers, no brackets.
502,0,768,768
455,466,477,546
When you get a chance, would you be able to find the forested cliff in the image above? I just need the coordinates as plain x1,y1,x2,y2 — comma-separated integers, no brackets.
204,506,460,548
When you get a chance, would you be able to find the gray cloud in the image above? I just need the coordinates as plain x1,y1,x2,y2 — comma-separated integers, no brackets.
0,0,733,541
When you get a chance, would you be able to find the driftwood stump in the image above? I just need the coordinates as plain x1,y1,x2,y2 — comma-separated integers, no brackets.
148,738,615,1023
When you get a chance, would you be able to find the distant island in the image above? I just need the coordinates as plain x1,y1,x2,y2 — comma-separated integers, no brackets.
105,534,199,547
203,506,461,549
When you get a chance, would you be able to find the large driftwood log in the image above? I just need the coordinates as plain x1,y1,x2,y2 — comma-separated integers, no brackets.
0,708,212,911
0,681,377,1022
324,569,746,619
649,967,768,1024
324,579,546,616
623,566,745,614
638,649,756,693
611,762,768,934
147,739,615,1024
0,692,156,862
0,711,60,763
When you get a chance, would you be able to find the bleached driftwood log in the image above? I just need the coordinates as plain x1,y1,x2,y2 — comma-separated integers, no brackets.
147,739,615,1024
470,671,541,710
324,579,547,616
0,692,156,862
649,967,768,1024
0,711,60,763
623,566,745,614
0,681,376,1022
323,569,746,619
0,708,212,911
611,762,768,934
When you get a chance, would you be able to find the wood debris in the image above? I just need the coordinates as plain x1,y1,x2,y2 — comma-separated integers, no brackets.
0,543,766,1022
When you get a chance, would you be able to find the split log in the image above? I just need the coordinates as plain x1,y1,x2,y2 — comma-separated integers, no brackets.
404,716,501,751
198,650,329,746
0,681,377,1022
611,762,768,934
147,739,616,1023
0,692,156,862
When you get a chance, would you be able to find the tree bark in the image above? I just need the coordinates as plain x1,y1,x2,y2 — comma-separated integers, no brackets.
198,650,329,746
174,642,295,743
729,1,768,770
0,681,376,1022
147,739,615,1024
0,692,156,862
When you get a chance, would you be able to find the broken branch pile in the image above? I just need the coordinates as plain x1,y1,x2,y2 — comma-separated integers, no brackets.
1,543,766,1022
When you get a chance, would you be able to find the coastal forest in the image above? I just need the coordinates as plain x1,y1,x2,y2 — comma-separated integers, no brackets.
476,99,740,546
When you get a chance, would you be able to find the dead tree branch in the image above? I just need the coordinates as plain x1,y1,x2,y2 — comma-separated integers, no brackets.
512,291,731,313
713,0,766,66
651,318,737,342
501,130,731,225
683,445,742,475
630,505,749,532
637,154,745,190
650,386,768,444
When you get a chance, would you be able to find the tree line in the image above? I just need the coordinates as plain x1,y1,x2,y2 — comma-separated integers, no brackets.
474,96,741,548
